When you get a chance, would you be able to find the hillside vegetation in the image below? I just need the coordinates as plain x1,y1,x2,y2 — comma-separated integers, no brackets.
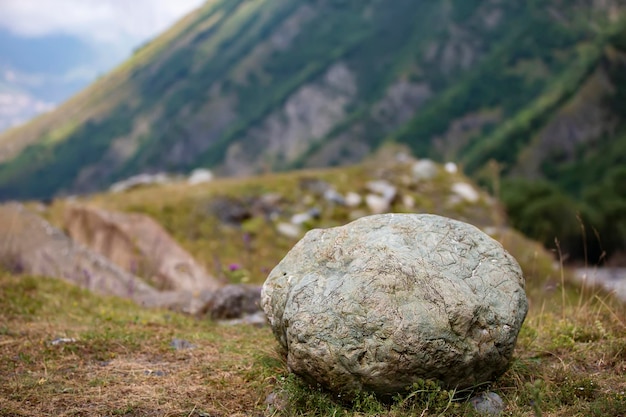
0,0,625,260
1,158,625,416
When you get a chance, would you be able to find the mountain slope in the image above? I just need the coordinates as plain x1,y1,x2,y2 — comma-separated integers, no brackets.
0,0,625,259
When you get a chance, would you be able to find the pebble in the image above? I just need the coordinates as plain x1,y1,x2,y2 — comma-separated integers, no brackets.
470,391,505,415
345,192,362,207
170,338,195,350
451,182,479,203
412,159,438,180
365,194,390,214
276,222,301,238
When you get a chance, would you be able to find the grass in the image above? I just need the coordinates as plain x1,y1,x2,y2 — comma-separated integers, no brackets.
2,158,625,416
0,273,276,416
43,153,498,284
1,269,624,416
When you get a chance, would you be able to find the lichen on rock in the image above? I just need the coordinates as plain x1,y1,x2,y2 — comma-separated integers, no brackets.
261,213,528,397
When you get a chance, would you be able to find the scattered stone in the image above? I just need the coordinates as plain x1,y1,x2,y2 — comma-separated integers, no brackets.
471,391,505,415
202,285,262,320
262,214,528,397
451,182,480,203
276,222,302,239
345,192,363,208
402,194,416,209
323,189,346,205
251,193,284,221
366,180,397,202
205,196,251,226
445,162,458,174
395,152,413,163
411,159,438,181
144,370,166,377
109,173,171,193
291,208,321,225
265,389,290,415
365,194,391,214
188,168,213,185
49,337,77,346
219,311,267,326
170,338,195,350
299,178,331,195
291,212,312,225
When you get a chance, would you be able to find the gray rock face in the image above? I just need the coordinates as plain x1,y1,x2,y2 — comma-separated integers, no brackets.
261,214,528,397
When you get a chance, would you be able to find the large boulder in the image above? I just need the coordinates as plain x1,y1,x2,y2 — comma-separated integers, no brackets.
64,205,221,292
0,203,261,320
261,213,528,397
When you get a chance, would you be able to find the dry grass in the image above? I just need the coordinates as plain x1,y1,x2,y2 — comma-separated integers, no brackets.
2,160,625,416
1,271,625,416
0,274,277,416
44,157,498,285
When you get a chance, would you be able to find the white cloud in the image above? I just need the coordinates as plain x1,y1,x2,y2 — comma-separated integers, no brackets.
0,91,55,131
0,0,205,44
0,0,206,132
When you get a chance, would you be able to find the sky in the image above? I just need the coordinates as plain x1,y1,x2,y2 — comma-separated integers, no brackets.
0,0,205,61
0,0,205,132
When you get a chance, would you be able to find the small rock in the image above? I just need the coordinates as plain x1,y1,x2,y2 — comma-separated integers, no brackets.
471,391,505,416
170,338,195,350
299,178,331,195
291,212,312,225
49,337,77,346
345,192,362,208
366,180,397,202
411,159,438,181
188,168,213,185
277,222,302,239
402,194,416,209
219,311,267,326
451,182,480,203
109,173,170,193
395,152,413,163
265,389,290,414
206,196,251,225
203,285,262,320
144,370,166,377
365,194,390,214
444,162,458,174
291,208,321,225
323,189,346,205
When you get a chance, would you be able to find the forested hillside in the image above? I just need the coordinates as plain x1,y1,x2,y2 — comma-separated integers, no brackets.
0,0,624,261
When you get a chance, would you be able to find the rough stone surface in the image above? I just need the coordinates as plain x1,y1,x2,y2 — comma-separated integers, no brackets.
0,203,264,321
64,205,221,292
261,213,528,397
